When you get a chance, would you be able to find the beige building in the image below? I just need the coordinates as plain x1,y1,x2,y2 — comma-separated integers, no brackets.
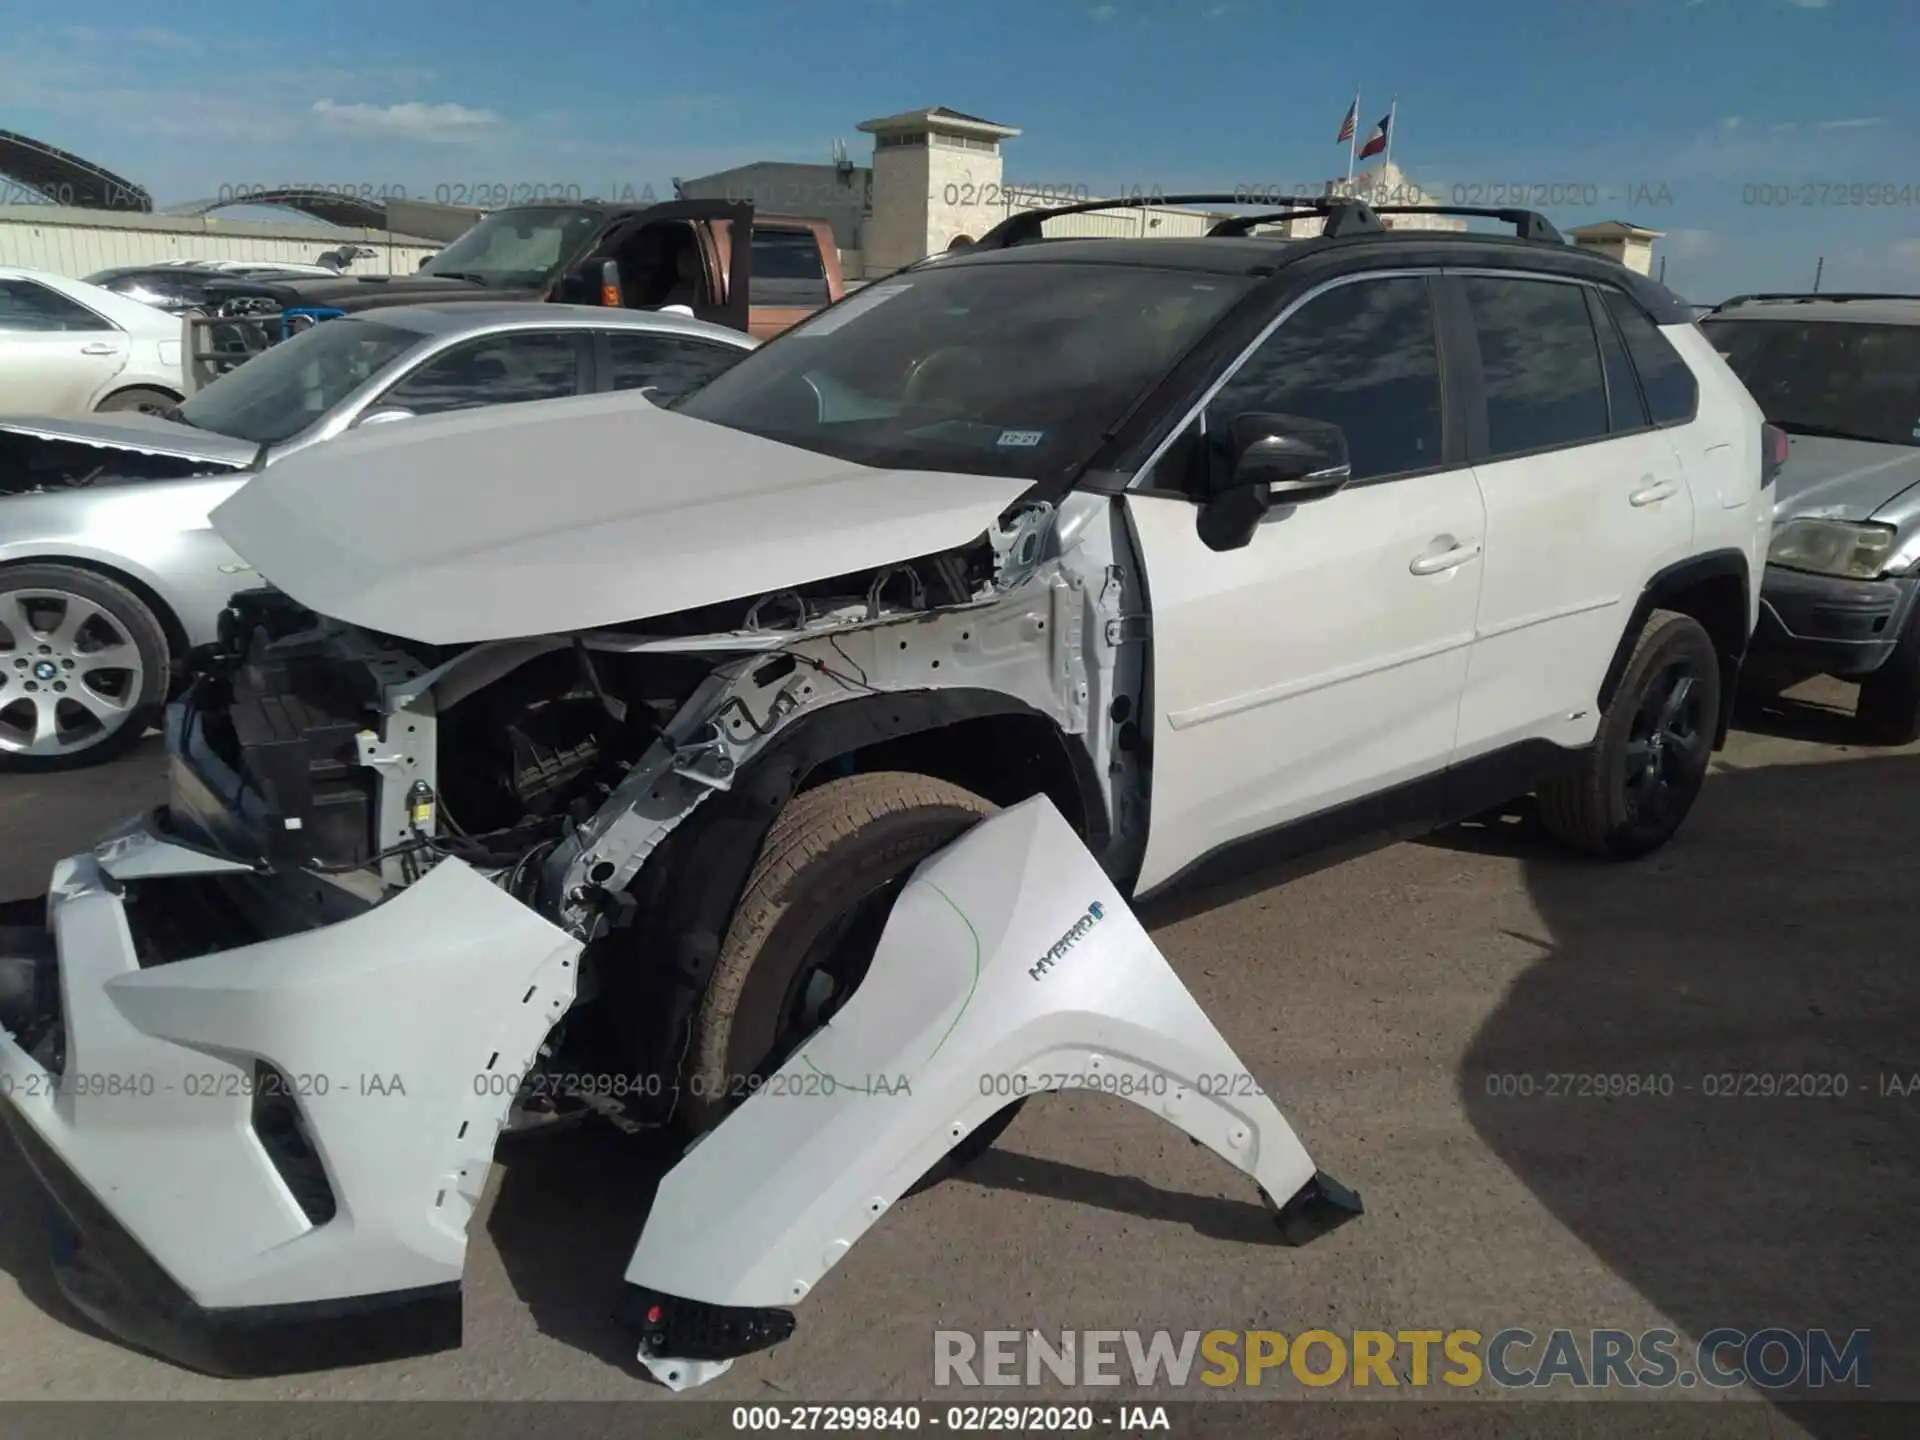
1567,220,1664,276
855,107,1025,272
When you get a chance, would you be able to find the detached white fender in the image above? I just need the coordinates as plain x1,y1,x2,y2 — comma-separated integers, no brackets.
623,794,1362,1390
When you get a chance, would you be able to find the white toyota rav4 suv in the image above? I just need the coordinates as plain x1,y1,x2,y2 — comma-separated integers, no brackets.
0,197,1772,1387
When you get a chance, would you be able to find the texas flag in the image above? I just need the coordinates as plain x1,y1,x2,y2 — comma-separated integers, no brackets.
1358,111,1391,159
1335,99,1358,143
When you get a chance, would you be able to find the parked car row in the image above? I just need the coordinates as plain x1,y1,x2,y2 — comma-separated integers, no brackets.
0,191,1901,1391
0,302,759,765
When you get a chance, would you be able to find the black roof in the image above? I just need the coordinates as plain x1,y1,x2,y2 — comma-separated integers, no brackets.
929,229,1695,324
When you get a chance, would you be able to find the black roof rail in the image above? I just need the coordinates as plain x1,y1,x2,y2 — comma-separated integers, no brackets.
966,193,1387,250
1365,205,1565,244
1708,291,1920,313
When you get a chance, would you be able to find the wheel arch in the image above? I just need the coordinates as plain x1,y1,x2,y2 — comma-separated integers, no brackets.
1597,548,1751,749
596,687,1107,1099
0,552,191,689
95,382,186,408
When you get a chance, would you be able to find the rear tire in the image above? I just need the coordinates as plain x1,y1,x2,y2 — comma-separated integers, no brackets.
1854,611,1920,745
0,564,169,772
1536,610,1721,859
93,387,178,416
684,771,1026,1176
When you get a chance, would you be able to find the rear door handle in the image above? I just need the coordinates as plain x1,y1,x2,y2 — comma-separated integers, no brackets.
1629,478,1680,507
1410,541,1482,576
79,342,119,355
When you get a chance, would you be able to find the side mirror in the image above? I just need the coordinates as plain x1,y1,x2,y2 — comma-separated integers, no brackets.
1196,413,1353,552
596,259,623,308
356,406,415,427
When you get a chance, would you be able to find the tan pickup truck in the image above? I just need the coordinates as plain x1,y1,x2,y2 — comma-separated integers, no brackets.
190,200,844,380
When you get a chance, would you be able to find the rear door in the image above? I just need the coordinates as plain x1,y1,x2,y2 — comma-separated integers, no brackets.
1449,271,1696,761
0,278,129,413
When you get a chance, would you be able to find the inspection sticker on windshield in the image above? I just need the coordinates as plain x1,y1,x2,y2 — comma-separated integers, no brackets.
801,282,912,335
997,429,1045,448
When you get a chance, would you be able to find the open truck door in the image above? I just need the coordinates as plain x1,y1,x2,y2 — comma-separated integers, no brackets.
555,200,753,335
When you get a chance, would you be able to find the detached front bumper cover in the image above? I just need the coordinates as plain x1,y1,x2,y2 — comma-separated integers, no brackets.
0,842,580,1377
622,794,1361,1390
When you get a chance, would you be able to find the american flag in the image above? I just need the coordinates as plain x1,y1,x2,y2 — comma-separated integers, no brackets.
1336,99,1358,143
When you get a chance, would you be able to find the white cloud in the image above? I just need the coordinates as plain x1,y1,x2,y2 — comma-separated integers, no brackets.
311,99,500,143
1783,0,1832,8
1815,116,1884,130
1088,3,1119,17
1720,115,1742,131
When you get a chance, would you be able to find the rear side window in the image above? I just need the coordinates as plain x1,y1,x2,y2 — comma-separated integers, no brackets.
1462,276,1609,458
0,279,110,333
1602,290,1698,425
1589,290,1651,431
751,228,830,307
604,331,748,402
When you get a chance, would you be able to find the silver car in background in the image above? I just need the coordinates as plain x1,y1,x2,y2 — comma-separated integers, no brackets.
0,304,758,770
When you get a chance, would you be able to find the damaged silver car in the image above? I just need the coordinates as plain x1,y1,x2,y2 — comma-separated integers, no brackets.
0,198,1762,1386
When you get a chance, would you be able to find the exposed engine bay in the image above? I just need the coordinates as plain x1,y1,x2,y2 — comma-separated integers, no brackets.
149,492,1149,1125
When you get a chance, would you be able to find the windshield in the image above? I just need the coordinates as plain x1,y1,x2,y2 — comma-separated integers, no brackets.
419,206,606,287
1702,317,1920,447
175,317,423,446
675,260,1252,480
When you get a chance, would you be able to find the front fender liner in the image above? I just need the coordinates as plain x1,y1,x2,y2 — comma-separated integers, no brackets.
622,794,1361,1389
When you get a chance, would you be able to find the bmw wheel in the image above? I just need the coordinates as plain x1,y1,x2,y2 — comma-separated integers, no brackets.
0,565,170,772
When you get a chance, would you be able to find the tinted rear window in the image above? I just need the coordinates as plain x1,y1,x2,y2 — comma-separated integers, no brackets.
1603,290,1698,425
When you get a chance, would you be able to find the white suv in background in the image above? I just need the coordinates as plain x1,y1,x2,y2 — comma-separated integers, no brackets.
0,265,190,415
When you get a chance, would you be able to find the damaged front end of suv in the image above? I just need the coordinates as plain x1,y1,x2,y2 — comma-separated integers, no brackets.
0,271,1360,1384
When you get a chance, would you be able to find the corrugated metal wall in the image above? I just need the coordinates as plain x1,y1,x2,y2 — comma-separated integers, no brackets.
0,206,441,278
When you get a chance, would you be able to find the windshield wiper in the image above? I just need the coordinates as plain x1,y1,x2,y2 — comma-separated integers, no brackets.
428,270,490,284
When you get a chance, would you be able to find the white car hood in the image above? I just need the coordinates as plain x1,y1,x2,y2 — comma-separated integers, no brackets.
209,390,1034,644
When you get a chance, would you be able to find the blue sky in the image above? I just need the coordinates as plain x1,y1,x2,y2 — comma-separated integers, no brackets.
4,0,1916,299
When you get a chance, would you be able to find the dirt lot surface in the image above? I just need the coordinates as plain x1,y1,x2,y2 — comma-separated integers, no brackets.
0,680,1910,1439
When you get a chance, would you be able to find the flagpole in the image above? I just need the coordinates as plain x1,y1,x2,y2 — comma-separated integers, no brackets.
1346,86,1360,184
1382,95,1397,175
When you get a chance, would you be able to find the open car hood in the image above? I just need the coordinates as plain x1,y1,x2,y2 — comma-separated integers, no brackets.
0,414,259,471
209,391,1035,645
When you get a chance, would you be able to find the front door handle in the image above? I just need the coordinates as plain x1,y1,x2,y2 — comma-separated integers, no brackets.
79,342,119,355
1629,478,1680,507
1409,541,1482,576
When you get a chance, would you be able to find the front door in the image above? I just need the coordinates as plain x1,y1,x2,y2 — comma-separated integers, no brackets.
573,201,753,333
1126,272,1486,894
